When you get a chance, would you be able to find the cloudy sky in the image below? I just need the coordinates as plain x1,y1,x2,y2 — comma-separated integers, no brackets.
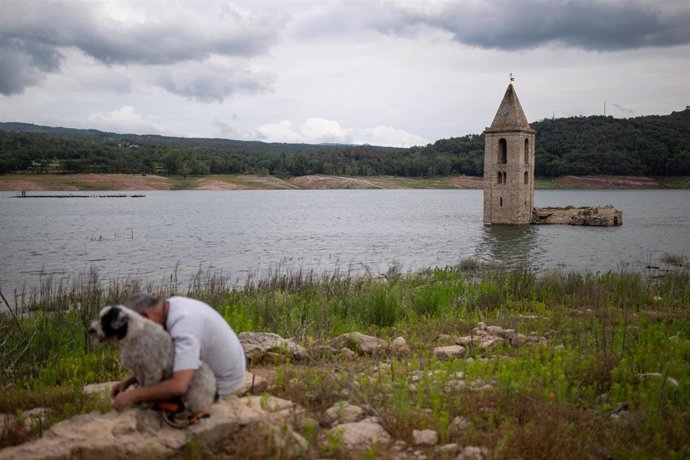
1,0,689,147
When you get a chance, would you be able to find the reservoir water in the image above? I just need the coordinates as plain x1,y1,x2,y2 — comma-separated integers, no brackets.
1,189,689,294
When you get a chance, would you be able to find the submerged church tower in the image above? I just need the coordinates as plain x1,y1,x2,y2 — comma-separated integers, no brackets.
483,83,535,225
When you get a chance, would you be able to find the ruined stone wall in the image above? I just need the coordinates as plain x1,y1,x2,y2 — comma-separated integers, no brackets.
532,206,623,226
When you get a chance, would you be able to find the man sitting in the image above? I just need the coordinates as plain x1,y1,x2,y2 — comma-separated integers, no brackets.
111,294,246,410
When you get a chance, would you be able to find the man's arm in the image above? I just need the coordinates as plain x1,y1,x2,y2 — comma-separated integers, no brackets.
112,369,195,411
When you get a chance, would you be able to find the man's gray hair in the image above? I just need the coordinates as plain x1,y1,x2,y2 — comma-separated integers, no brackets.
123,293,161,312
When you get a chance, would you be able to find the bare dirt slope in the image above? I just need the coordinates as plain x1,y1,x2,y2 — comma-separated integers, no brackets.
448,176,484,188
1,173,687,191
289,175,384,189
553,175,660,188
0,174,173,191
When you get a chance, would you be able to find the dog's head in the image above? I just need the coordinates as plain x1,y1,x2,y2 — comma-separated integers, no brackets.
88,305,131,343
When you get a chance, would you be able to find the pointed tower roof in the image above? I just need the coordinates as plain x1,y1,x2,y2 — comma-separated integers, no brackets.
487,84,532,131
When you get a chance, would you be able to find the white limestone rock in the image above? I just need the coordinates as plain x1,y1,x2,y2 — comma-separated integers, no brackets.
324,401,366,426
0,396,307,460
390,336,411,354
434,345,466,360
412,429,439,447
328,420,393,451
239,332,306,361
455,446,490,460
331,332,388,355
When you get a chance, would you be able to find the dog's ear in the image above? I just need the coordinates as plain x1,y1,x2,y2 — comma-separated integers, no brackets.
111,307,128,329
101,306,129,340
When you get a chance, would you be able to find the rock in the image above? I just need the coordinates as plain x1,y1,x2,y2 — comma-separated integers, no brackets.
390,336,411,354
479,337,503,349
83,381,118,396
324,401,365,426
412,429,438,447
436,443,459,455
455,336,473,346
527,336,548,345
309,345,337,359
434,345,465,360
444,380,466,391
328,420,392,451
510,333,527,346
455,446,489,460
239,332,306,362
392,439,408,452
286,339,307,360
235,372,269,396
331,332,388,355
448,416,469,436
0,408,51,432
0,396,307,460
22,408,50,428
242,395,306,424
484,325,506,337
457,325,544,349
360,415,382,424
339,347,357,360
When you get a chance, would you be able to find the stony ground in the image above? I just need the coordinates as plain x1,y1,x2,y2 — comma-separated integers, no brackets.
5,317,686,459
1,327,519,459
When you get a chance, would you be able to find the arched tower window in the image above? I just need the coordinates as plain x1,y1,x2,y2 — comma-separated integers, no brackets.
524,139,529,163
524,171,528,185
498,139,507,164
497,172,502,184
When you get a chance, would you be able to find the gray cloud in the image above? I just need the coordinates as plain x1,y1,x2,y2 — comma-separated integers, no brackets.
341,0,690,51
0,1,283,95
0,38,63,94
158,66,274,103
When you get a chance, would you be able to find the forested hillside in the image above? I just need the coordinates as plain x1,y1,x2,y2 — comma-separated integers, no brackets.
1,108,688,177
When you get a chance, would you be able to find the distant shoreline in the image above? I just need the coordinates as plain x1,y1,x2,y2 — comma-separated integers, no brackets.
0,173,688,191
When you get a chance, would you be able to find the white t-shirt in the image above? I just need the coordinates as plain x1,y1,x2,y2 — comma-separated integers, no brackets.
165,296,246,395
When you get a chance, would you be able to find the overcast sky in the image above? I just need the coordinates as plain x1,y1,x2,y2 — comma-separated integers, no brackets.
1,0,689,147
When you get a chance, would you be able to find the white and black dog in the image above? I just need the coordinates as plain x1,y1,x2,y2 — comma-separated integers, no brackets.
89,305,216,414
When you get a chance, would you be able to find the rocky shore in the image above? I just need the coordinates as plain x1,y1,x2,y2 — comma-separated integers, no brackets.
1,325,545,460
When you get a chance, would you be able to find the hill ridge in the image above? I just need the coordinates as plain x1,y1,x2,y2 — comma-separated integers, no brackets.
1,108,688,177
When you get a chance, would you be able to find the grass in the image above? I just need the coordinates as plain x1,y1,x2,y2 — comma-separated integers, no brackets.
1,263,689,457
662,252,686,267
657,176,690,189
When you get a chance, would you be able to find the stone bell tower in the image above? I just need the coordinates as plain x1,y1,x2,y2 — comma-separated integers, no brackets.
483,83,535,225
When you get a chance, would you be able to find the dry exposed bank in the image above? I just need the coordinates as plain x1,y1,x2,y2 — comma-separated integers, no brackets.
0,173,688,192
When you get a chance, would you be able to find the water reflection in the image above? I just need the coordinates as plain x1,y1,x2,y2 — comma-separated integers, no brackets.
475,225,539,269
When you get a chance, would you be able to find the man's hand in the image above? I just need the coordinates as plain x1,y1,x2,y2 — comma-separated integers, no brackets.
110,377,136,398
110,370,195,411
112,388,139,411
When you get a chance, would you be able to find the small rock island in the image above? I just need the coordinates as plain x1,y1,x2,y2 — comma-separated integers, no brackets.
483,82,622,227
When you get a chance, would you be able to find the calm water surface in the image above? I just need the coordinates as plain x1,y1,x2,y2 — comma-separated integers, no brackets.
1,190,689,293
